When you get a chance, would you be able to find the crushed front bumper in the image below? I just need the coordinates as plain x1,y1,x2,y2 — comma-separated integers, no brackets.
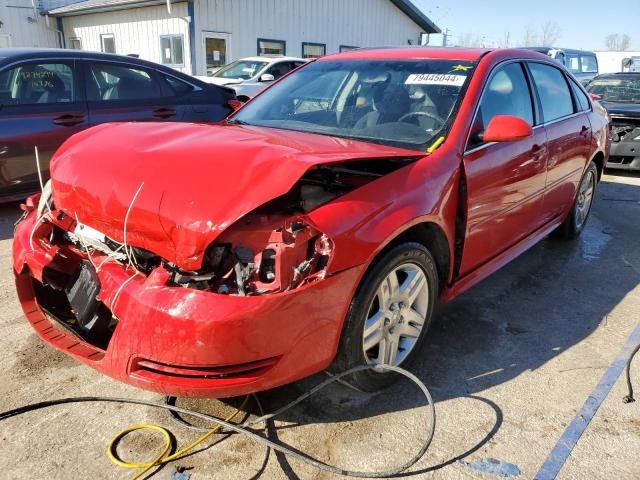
13,209,363,398
607,119,640,171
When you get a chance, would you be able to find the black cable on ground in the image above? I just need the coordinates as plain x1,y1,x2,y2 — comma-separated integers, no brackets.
623,342,640,404
0,364,436,478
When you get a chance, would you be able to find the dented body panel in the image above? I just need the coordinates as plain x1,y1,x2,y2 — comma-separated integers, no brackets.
12,47,610,397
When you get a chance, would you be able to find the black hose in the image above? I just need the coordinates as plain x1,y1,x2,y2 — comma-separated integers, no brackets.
0,364,435,478
623,342,640,404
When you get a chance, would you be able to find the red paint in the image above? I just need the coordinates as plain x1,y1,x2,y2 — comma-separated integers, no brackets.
482,115,533,143
12,48,610,397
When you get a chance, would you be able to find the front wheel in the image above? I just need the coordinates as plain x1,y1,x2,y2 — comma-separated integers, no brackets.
556,161,598,239
331,242,439,392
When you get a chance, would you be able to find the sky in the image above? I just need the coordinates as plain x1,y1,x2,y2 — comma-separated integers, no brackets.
413,0,640,52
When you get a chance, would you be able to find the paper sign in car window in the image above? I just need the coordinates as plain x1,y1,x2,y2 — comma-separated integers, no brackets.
406,74,467,87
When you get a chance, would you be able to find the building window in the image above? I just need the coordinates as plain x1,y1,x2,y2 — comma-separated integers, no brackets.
302,42,325,59
339,45,358,52
0,35,11,48
100,34,116,53
69,37,82,50
160,35,184,67
257,38,285,56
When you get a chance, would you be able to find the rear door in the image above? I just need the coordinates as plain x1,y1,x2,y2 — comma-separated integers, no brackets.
526,62,591,221
0,59,86,197
84,61,185,125
460,61,549,275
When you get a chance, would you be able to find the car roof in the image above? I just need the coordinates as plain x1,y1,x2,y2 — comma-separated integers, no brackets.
235,56,306,63
318,47,558,62
0,47,210,87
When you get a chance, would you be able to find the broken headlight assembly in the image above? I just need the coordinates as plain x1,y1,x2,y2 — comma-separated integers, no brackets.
169,216,335,296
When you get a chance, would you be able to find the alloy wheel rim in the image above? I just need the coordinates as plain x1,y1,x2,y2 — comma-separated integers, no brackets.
575,170,595,230
362,262,429,366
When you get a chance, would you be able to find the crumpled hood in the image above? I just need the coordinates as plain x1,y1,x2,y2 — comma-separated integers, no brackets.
51,122,419,271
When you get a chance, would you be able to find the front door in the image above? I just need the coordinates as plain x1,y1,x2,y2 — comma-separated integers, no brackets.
0,60,87,197
203,32,230,76
460,61,548,276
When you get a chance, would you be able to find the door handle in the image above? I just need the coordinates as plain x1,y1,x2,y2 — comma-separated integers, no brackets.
531,144,547,161
53,114,86,126
153,107,177,118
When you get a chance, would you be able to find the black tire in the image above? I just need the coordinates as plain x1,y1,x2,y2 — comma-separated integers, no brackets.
330,242,439,392
556,161,598,240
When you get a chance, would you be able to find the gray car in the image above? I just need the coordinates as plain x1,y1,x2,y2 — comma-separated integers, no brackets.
197,56,306,101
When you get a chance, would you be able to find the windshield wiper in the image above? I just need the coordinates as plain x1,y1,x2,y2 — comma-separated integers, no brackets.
226,118,249,125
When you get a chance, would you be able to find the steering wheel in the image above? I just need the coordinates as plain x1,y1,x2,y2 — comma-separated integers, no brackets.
398,111,445,126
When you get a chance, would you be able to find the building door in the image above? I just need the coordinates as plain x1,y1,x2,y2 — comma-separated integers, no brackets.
203,32,230,76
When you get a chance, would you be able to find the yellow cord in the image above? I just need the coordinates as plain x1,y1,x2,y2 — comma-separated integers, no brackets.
426,135,446,154
107,396,249,480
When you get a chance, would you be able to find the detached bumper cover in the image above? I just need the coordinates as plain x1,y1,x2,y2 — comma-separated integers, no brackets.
13,210,363,397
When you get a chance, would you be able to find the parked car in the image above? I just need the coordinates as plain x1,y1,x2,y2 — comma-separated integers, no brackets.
197,56,306,101
524,47,598,84
13,47,609,398
0,48,237,202
586,72,640,171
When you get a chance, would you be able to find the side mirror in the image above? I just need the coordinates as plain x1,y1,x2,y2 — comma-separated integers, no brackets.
480,115,533,143
260,73,275,82
588,92,601,101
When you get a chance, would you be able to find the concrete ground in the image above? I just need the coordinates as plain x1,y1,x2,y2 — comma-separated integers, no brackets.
0,171,638,480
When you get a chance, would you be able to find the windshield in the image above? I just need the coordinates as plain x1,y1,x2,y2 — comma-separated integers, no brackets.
213,60,269,80
588,77,640,103
231,59,476,150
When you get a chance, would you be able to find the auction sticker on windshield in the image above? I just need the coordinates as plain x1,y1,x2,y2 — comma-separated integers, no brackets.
406,73,467,86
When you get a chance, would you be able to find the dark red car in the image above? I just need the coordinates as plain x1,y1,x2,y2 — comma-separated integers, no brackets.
13,48,609,397
0,48,237,202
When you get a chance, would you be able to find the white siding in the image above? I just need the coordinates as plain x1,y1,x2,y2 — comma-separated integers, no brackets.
61,3,192,73
193,0,424,75
0,0,59,48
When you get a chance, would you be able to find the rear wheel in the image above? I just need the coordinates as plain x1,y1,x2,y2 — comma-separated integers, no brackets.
557,161,597,239
331,242,438,391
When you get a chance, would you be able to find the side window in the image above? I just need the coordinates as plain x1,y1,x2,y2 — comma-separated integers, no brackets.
0,62,75,105
87,63,162,101
566,55,580,74
580,55,598,74
163,75,194,96
569,78,590,111
528,63,574,122
471,62,534,147
266,62,294,80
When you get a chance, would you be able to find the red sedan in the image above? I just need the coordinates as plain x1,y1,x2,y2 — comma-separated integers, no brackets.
13,48,609,397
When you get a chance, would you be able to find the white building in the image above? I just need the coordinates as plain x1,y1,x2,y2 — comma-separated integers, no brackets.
41,0,439,75
0,0,61,48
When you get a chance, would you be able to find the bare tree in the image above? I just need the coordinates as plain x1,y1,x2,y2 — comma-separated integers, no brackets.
540,21,562,47
522,24,538,46
456,33,484,48
605,34,620,50
620,34,631,51
499,31,511,48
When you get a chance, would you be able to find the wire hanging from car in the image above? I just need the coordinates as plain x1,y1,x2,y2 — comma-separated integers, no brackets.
0,364,436,479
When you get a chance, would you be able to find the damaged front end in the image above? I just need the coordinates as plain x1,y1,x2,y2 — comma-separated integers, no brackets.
608,116,640,170
164,157,416,296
